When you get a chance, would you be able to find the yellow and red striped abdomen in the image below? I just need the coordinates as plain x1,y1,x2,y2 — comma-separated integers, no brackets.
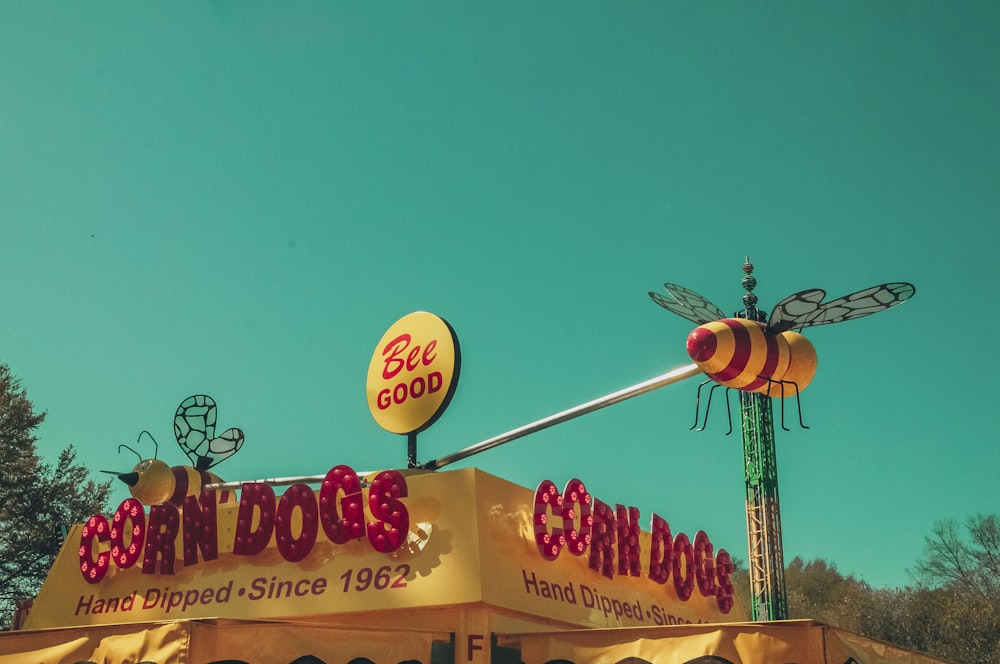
686,319,791,392
168,466,236,507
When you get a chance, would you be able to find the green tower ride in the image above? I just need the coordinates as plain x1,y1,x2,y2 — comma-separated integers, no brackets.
737,261,788,620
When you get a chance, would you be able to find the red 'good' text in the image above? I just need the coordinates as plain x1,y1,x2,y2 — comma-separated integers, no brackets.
533,478,735,613
78,465,409,584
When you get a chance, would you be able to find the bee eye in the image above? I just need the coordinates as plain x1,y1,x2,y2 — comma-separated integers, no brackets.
140,460,151,471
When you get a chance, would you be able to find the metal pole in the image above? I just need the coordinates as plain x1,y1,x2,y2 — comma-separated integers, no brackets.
422,362,702,470
204,363,703,490
207,474,341,491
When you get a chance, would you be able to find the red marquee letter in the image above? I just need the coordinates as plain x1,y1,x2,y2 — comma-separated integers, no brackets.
233,482,276,556
182,492,219,567
589,499,616,579
672,532,694,601
616,504,641,577
367,470,409,553
319,465,365,544
694,530,718,598
142,504,179,575
534,480,564,560
648,513,673,585
110,498,145,570
715,549,735,613
79,514,111,583
275,483,318,563
562,479,592,556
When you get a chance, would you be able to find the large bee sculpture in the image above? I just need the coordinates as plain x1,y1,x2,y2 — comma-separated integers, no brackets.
112,395,244,507
649,278,915,429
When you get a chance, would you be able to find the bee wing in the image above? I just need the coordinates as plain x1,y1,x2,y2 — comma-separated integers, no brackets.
204,427,244,467
769,282,916,332
767,289,827,333
648,282,726,325
174,395,220,468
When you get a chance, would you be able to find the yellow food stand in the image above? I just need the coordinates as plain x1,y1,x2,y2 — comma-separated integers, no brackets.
2,466,946,663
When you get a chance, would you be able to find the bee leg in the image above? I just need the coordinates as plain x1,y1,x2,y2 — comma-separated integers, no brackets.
723,387,734,436
777,380,792,431
690,379,714,430
789,380,809,429
696,381,721,432
772,379,809,430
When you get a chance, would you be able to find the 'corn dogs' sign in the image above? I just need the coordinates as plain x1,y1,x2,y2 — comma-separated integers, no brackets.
34,469,739,629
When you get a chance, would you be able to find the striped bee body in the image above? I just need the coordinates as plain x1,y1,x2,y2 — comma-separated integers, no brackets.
167,465,236,507
685,319,816,397
119,458,236,507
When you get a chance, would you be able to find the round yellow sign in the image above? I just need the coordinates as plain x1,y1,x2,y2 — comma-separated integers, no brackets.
366,312,460,435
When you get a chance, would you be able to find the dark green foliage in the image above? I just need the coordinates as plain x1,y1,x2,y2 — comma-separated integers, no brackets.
0,364,112,630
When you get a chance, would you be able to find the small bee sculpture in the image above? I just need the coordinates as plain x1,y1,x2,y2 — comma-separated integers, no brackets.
649,276,915,430
111,395,244,507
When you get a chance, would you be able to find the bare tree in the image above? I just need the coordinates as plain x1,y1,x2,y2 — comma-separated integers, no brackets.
914,514,1000,600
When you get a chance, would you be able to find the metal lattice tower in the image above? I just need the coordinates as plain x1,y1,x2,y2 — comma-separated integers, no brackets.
737,260,788,621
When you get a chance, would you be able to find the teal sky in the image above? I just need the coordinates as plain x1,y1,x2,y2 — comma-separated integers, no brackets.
2,3,997,591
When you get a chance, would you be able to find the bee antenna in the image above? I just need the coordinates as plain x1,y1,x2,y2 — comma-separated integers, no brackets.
135,430,159,459
118,444,143,463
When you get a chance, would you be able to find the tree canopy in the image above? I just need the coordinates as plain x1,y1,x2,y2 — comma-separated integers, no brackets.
0,364,112,629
